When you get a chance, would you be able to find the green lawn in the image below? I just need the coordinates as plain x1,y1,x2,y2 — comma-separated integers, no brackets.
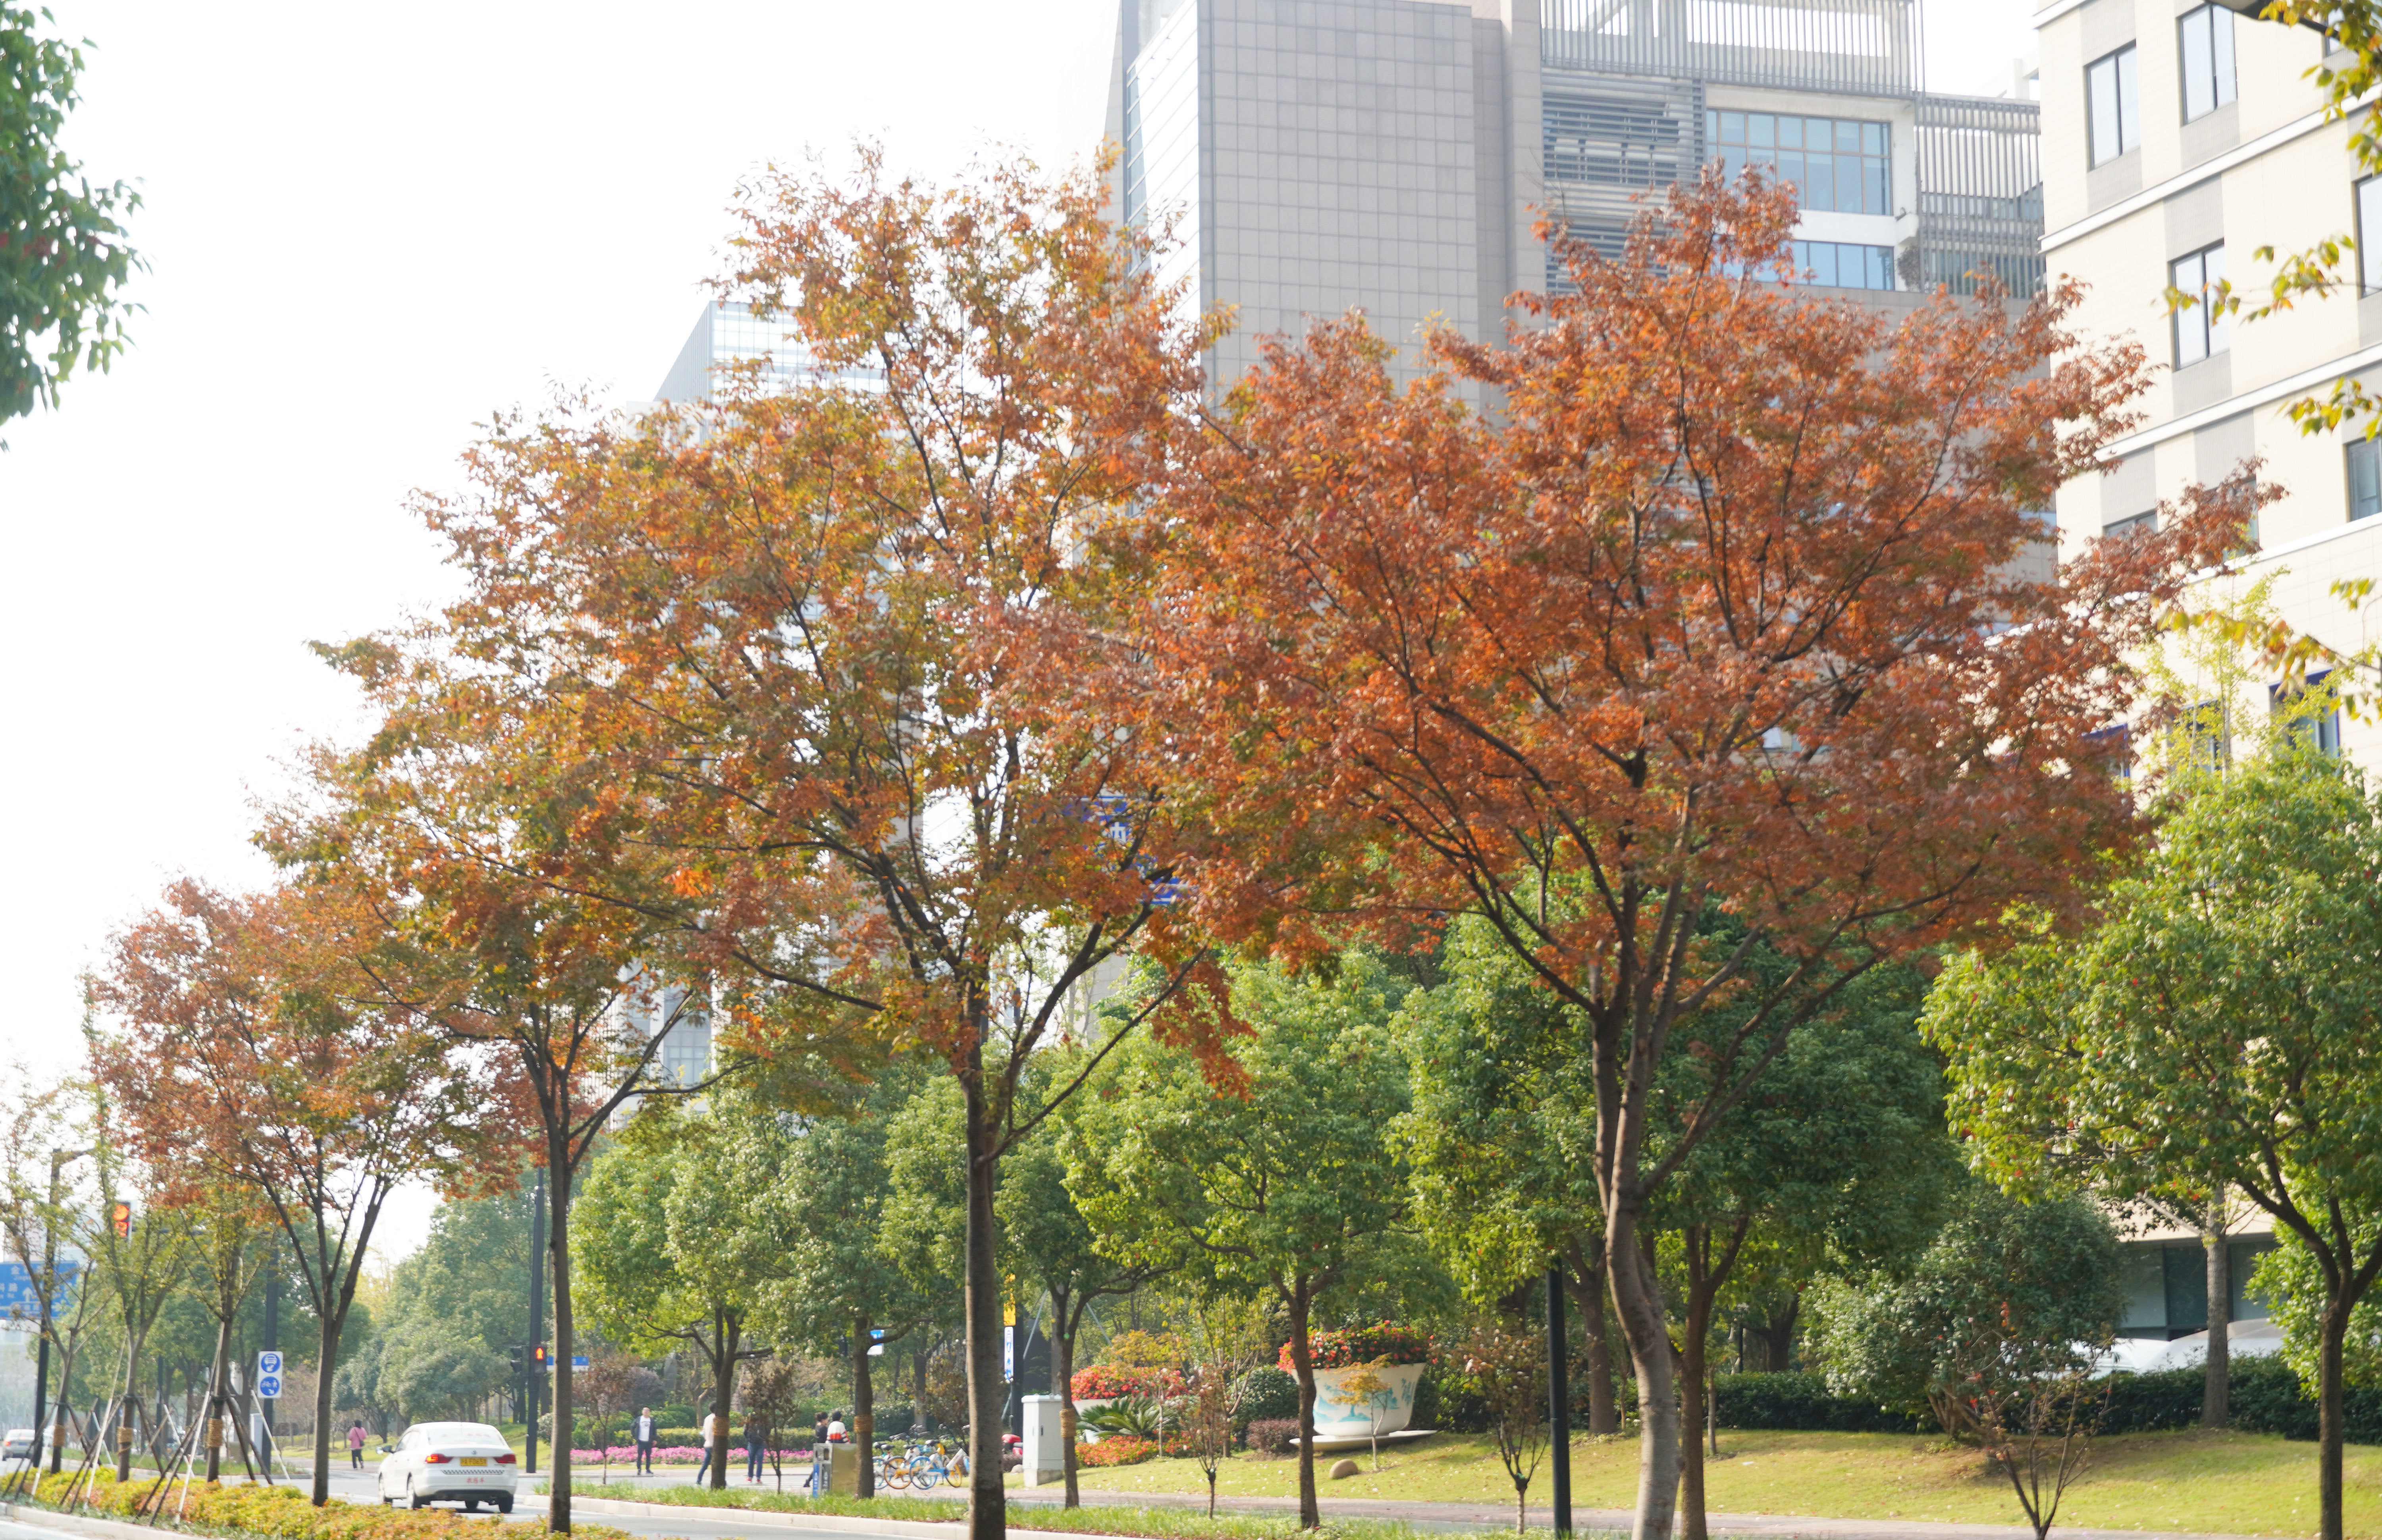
1034,1428,2382,1537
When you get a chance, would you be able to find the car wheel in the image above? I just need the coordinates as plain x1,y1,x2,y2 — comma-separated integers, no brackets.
409,1479,429,1511
494,1495,514,1515
463,1498,479,1512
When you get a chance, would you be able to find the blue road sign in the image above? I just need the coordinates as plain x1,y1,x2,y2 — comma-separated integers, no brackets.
257,1374,281,1400
0,1261,79,1322
572,1355,589,1369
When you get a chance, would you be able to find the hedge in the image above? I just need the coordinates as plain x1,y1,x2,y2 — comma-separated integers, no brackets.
1072,1365,1184,1401
2101,1357,2382,1444
1708,1373,1927,1434
23,1470,638,1540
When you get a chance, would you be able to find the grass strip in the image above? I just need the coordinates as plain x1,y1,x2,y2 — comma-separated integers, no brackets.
547,1482,1634,1540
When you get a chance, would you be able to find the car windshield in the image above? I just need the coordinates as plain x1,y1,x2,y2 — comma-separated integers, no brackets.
419,1424,505,1445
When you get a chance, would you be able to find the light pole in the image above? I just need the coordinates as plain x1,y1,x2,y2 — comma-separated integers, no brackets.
1547,1266,1571,1537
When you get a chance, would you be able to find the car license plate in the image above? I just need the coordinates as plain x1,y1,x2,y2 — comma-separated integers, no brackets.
460,1458,487,1467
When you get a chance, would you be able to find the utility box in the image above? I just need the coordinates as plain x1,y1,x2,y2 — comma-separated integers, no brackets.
1020,1394,1067,1487
827,1442,864,1496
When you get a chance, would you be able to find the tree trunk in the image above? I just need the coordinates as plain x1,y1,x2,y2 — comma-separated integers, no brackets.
550,1139,577,1534
709,1308,740,1491
2203,1226,2230,1430
1285,1283,1320,1530
962,1067,1006,1540
1563,1240,1618,1436
1752,1296,1798,1374
1052,1287,1081,1508
853,1313,877,1499
204,1310,232,1484
1605,1208,1679,1540
2318,1297,2347,1540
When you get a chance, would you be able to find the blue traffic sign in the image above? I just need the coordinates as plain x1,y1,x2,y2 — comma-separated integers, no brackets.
571,1355,589,1369
0,1261,79,1322
256,1374,281,1400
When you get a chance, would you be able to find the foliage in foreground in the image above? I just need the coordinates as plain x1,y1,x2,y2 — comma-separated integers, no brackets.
25,1470,636,1540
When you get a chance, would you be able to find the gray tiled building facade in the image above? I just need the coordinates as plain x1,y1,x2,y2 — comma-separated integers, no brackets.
1107,0,2046,383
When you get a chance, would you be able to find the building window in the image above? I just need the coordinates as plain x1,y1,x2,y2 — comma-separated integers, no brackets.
2104,510,2158,538
2274,675,2343,757
2178,6,2238,123
2359,177,2382,293
2088,44,2141,166
1707,110,1890,216
2182,699,2230,774
2349,435,2382,520
2172,244,2229,367
1792,240,1896,289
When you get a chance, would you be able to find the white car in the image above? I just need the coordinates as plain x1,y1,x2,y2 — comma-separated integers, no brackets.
374,1421,518,1512
0,1430,33,1461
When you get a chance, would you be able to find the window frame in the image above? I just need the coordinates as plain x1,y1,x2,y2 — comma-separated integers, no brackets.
2177,4,2238,124
2347,433,2382,522
2171,242,2229,368
2359,175,2382,294
2087,43,2142,167
2272,673,2343,757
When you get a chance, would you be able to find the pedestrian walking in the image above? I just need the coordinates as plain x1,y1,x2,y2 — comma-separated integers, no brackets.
694,1408,720,1484
632,1406,656,1475
810,1410,831,1496
744,1411,765,1484
347,1421,366,1471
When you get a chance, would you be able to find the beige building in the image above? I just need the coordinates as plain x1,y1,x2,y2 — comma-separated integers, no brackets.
2038,0,2382,766
2033,0,2382,1354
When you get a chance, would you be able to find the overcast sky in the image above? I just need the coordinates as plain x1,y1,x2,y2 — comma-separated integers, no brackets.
0,0,2036,1260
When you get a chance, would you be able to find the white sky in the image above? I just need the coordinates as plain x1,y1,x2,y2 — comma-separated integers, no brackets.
0,0,2036,1260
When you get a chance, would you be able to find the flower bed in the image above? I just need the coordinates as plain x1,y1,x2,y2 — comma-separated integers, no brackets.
1285,1322,1434,1372
1071,1365,1184,1400
1075,1435,1156,1467
25,1470,638,1540
571,1445,809,1464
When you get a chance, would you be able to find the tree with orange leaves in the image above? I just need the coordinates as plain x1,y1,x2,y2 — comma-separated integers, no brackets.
90,879,499,1506
336,148,1238,1540
1131,171,2270,1540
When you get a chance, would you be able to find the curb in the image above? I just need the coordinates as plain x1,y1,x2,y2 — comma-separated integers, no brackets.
1,1504,201,1540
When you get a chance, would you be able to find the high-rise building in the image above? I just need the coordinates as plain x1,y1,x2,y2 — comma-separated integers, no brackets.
653,299,883,403
1106,0,2044,384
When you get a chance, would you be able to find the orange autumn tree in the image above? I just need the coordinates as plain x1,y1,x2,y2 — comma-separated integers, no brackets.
261,697,742,1536
1136,172,2267,1540
326,150,1237,1540
89,879,499,1506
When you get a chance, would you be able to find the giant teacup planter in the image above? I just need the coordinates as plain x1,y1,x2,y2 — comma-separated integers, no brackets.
1282,1323,1435,1440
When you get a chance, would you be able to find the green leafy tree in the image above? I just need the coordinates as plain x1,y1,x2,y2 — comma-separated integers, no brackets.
379,1322,508,1424
1927,748,2382,1540
382,1184,536,1380
1393,920,1617,1432
1806,1182,2122,1442
576,1091,798,1490
754,1068,948,1498
1066,952,1422,1529
0,4,140,429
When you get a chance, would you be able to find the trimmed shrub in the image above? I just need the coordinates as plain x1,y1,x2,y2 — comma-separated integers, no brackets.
1077,1435,1157,1467
1243,1417,1301,1455
1711,1372,1927,1434
1232,1365,1297,1429
29,1471,637,1539
1287,1322,1435,1373
658,1402,696,1426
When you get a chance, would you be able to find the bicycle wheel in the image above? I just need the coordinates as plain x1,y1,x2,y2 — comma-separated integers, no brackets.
944,1450,969,1486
